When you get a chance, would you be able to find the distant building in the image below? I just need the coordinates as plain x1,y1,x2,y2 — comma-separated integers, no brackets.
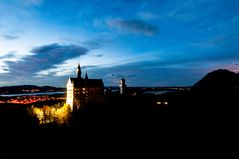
119,78,127,95
66,64,104,111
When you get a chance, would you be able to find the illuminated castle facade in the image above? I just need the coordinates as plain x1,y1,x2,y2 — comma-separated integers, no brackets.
66,64,104,111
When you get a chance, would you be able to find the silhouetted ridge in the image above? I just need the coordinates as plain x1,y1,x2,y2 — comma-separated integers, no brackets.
0,85,65,94
192,69,238,96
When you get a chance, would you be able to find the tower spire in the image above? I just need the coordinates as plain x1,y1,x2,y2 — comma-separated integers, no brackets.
85,71,88,80
76,63,82,78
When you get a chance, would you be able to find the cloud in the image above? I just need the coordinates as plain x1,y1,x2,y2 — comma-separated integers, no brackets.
34,59,101,78
6,43,88,76
91,54,103,57
0,52,17,59
0,65,9,74
0,52,19,74
192,33,239,49
163,0,210,21
89,60,205,87
2,34,19,40
109,73,136,78
83,39,105,50
81,65,97,69
108,19,158,36
137,12,160,20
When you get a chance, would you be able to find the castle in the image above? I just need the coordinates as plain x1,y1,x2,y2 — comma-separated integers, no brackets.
66,64,104,111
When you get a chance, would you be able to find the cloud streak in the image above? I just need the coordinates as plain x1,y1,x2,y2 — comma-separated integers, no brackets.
2,34,19,40
0,52,17,59
6,43,88,76
108,19,158,36
89,60,205,87
81,65,97,69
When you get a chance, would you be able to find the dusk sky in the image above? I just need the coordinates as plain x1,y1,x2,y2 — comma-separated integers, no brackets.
0,0,239,87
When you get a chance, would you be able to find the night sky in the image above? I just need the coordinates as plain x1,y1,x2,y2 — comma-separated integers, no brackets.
0,0,239,87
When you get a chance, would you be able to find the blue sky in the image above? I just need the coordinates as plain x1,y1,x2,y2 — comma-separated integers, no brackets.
0,0,239,87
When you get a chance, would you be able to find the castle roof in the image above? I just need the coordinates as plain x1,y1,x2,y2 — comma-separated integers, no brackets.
70,78,104,88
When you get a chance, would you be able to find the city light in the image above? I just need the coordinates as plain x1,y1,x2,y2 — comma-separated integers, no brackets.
156,101,168,105
0,95,65,104
31,103,70,124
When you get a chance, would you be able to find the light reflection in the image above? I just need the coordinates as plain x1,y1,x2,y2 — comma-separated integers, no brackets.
31,103,70,124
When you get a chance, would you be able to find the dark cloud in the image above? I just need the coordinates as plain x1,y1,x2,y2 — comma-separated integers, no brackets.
7,43,88,76
3,68,9,71
91,54,103,57
110,73,136,78
109,19,158,36
2,34,19,40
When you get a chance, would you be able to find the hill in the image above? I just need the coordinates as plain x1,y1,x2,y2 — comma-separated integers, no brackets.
0,85,65,94
191,69,239,96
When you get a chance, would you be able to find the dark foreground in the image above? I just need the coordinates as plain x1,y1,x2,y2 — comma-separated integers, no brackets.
1,68,237,158
0,91,237,159
0,91,238,128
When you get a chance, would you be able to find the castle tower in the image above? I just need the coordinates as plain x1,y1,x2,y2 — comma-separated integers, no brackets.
85,71,88,80
76,63,82,78
66,78,74,111
120,78,127,95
